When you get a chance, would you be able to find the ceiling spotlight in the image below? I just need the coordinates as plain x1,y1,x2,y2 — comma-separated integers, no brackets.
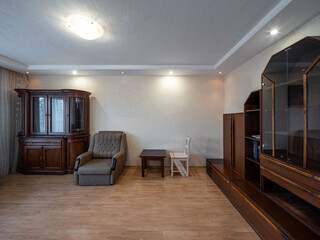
121,71,125,74
270,29,279,36
169,71,173,75
67,15,104,40
219,72,222,74
72,70,77,75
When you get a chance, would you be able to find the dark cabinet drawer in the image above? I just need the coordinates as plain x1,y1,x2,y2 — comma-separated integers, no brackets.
229,184,284,240
212,166,230,196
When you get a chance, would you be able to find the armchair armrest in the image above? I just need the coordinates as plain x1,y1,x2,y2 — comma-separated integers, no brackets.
74,151,93,171
111,150,126,171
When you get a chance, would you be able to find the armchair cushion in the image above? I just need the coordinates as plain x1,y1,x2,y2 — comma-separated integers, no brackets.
92,132,122,159
78,159,112,175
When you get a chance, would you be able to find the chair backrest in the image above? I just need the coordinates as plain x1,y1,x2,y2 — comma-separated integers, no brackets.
90,131,123,159
184,136,191,158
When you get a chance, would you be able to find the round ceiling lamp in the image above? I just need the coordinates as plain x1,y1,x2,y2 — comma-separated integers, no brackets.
67,15,104,40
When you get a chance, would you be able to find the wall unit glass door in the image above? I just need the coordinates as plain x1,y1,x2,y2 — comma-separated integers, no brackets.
262,76,273,156
262,37,320,173
305,58,320,172
32,96,47,135
49,96,65,135
69,97,85,134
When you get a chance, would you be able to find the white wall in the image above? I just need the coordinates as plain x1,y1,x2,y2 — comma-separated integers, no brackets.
224,14,320,113
29,75,224,166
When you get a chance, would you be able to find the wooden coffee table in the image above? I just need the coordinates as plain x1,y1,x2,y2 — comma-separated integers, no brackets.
140,149,166,177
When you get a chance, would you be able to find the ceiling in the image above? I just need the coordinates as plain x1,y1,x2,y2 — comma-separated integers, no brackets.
0,0,320,76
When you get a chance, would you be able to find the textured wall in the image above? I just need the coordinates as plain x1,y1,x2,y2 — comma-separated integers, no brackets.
224,14,320,114
28,75,224,166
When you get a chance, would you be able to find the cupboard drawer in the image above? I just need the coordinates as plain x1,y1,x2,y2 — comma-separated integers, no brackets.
229,184,284,240
261,155,320,193
212,166,230,196
206,161,213,178
24,141,61,146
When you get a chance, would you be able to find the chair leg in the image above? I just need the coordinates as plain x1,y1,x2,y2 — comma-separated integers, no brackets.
187,160,189,177
171,158,173,177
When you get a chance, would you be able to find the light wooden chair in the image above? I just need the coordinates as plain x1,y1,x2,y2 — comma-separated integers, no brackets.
170,137,191,177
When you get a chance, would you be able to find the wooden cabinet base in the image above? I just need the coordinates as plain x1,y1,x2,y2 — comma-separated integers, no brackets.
206,159,320,240
19,136,89,174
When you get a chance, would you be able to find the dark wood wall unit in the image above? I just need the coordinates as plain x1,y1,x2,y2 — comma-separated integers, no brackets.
223,113,245,178
15,89,91,174
208,40,320,238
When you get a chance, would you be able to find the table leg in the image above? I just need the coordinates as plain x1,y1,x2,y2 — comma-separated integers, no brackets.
141,158,145,177
161,158,164,177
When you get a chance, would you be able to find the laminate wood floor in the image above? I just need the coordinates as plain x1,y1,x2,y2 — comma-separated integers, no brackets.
0,167,259,240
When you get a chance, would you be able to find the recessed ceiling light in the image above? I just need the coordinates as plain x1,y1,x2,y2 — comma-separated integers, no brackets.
121,71,125,74
72,70,77,75
169,71,173,75
67,15,104,40
270,29,279,36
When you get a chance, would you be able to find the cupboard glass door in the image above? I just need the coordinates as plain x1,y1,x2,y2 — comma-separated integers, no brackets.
49,96,65,135
306,59,320,172
69,97,85,134
32,96,47,135
262,76,273,156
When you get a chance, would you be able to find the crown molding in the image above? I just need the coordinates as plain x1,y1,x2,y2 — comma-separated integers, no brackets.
0,54,27,73
28,64,216,70
214,0,292,69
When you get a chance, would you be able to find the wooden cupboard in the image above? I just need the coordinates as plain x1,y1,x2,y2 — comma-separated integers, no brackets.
260,36,320,208
223,113,245,177
15,89,91,174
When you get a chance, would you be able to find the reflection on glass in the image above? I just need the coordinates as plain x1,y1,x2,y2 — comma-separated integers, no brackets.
306,61,320,172
33,97,46,133
262,77,272,156
51,97,64,133
70,97,85,133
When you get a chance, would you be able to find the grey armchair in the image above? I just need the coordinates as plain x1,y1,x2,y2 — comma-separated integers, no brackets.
74,131,127,186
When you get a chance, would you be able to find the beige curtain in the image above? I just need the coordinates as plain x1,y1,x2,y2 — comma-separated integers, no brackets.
0,68,28,176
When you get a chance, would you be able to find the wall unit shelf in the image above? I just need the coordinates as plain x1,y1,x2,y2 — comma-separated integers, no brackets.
245,108,260,112
245,136,260,141
246,157,260,165
244,90,261,189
